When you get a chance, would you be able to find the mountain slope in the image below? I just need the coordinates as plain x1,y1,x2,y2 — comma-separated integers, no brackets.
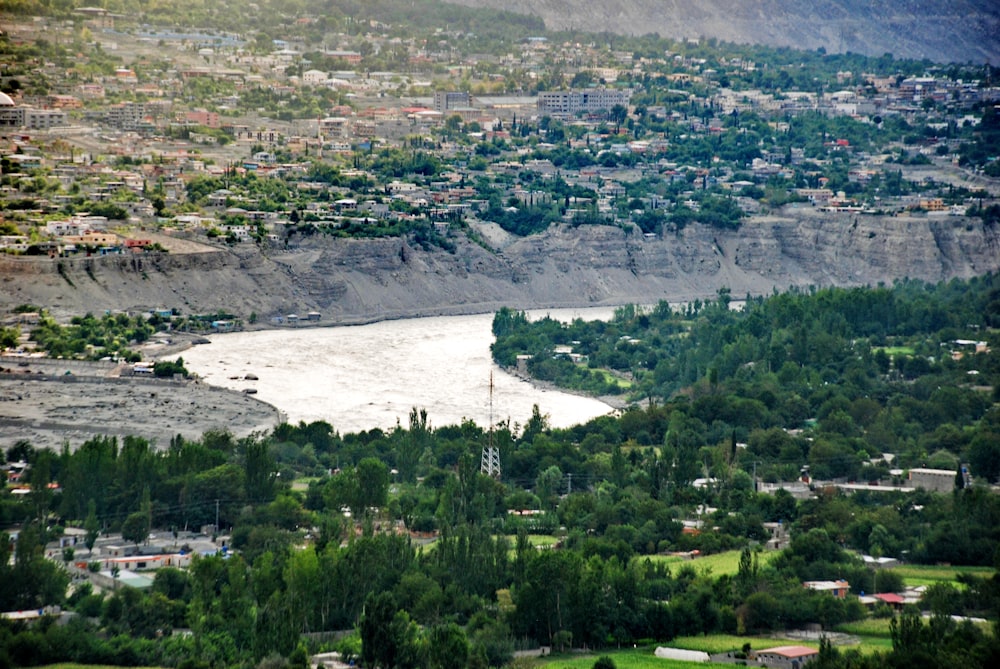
445,0,999,63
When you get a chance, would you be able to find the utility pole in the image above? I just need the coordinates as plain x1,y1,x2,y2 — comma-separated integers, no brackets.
567,473,572,495
215,499,219,535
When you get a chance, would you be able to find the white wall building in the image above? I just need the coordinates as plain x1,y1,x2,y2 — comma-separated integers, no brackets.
537,88,632,115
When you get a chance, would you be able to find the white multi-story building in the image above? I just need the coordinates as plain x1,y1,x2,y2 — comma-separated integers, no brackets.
537,88,632,115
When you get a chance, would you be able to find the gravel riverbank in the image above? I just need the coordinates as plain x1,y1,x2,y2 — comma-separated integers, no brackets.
0,356,281,452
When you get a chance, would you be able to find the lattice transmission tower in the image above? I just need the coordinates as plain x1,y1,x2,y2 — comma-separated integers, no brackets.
480,371,501,479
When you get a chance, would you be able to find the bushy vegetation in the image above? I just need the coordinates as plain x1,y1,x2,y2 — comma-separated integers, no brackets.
1,2,999,666
0,325,19,349
152,357,189,378
2,342,999,667
493,276,1000,489
29,311,154,361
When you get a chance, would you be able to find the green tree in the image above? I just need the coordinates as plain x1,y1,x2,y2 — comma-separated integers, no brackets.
535,465,563,511
84,499,99,555
242,435,277,503
1,523,69,610
189,553,255,658
360,591,413,669
428,622,469,669
738,591,780,633
324,471,360,517
121,511,150,548
512,549,581,647
355,457,390,515
967,432,1000,483
609,104,628,134
733,545,759,602
397,407,427,484
59,436,117,522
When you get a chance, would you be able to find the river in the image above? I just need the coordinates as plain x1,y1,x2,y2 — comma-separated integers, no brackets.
181,308,620,435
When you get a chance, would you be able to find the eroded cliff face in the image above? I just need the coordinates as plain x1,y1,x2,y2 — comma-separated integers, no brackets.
445,0,999,63
2,212,997,323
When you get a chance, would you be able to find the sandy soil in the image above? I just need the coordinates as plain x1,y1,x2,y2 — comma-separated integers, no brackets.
0,360,281,452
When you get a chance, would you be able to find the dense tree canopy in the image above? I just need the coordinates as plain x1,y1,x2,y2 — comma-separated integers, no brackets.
3,281,1000,668
493,275,1000,488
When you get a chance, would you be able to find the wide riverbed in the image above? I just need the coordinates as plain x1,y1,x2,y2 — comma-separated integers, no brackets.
181,308,619,435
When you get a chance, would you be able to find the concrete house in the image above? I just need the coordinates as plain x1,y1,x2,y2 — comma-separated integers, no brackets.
803,579,850,598
908,468,957,493
753,645,819,668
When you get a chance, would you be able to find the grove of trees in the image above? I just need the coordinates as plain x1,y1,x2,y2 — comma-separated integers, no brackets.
1,280,999,669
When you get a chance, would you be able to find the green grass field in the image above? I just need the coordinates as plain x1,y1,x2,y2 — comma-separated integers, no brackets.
893,563,995,588
639,549,778,577
668,634,816,654
640,552,994,588
835,618,893,638
537,647,731,669
584,366,633,390
290,476,320,492
671,631,898,657
875,346,916,356
832,619,896,653
534,628,898,669
835,616,991,649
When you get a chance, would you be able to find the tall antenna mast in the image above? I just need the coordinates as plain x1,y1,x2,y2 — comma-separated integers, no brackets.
481,370,501,479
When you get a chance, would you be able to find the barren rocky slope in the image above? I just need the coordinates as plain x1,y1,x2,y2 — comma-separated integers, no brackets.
2,210,997,324
447,0,999,64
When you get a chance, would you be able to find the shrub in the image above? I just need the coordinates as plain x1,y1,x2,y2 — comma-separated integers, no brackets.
593,656,616,669
153,357,189,378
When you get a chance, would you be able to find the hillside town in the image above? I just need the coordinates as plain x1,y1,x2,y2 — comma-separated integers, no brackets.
1,9,998,262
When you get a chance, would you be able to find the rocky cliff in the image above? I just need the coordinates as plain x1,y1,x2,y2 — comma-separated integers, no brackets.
2,210,997,323
446,0,999,64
